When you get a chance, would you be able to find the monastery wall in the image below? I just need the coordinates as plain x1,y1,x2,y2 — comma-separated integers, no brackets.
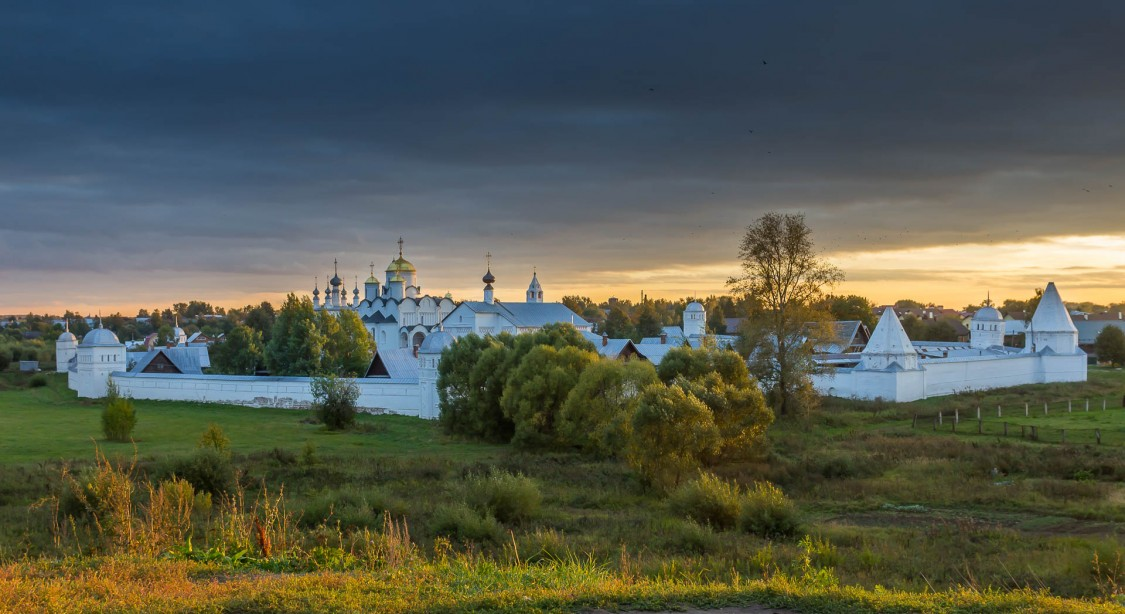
814,353,1088,403
110,372,421,416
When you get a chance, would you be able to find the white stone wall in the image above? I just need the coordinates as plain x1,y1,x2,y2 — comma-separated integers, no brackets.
814,353,1088,402
110,373,420,416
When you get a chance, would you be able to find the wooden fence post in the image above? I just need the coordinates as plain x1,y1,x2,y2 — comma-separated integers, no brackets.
939,411,943,426
1085,398,1089,412
977,419,982,434
1044,402,1048,416
1068,400,1072,413
1025,403,1028,417
997,405,1001,418
1096,429,1101,445
1103,398,1107,411
976,406,980,420
952,418,957,433
955,408,959,424
912,414,917,429
1031,426,1037,441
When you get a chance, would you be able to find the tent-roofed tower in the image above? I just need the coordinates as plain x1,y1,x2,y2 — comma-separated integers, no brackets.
526,269,543,303
1028,282,1079,354
859,308,919,371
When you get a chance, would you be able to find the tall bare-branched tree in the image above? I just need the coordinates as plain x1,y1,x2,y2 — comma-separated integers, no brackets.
728,212,843,416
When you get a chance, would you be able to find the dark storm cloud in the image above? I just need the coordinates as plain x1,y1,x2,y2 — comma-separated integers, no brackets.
2,1,1125,309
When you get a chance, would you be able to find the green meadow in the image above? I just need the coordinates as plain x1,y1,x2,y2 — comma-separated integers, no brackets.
0,369,1122,612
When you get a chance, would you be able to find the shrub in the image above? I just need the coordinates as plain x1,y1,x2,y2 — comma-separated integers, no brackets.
102,397,137,442
311,375,360,430
466,469,541,524
429,503,502,544
661,518,719,555
669,472,742,530
28,374,48,388
739,481,801,538
0,349,9,371
197,423,231,457
300,441,319,466
168,448,235,497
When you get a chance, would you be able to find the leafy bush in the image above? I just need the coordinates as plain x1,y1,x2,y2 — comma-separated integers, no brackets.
102,397,137,442
739,481,801,538
669,472,742,530
466,469,541,523
167,448,235,497
660,518,719,555
28,374,48,388
429,503,502,544
0,349,9,371
197,423,231,457
311,375,360,430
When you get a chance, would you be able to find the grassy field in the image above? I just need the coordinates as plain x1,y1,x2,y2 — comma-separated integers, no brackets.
0,372,499,463
0,369,1123,612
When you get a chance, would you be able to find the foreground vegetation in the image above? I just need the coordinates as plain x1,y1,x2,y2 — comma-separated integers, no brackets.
0,370,1123,611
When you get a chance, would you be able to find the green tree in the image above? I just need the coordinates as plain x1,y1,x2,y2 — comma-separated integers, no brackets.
658,346,773,459
1095,326,1125,367
729,212,842,417
823,294,876,329
628,383,720,491
635,302,663,339
603,306,633,339
244,301,277,342
311,374,360,430
437,334,516,442
558,359,658,457
101,382,137,442
923,319,960,342
210,325,264,375
265,294,325,376
336,310,377,375
500,345,600,448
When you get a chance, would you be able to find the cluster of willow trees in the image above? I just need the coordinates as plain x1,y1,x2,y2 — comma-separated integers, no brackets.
436,323,773,489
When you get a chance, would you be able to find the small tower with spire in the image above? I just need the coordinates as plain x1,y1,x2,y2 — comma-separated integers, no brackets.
526,268,543,303
312,277,321,310
55,319,78,373
364,262,380,302
483,252,496,304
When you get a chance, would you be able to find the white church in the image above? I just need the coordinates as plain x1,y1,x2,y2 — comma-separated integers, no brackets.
812,282,1087,402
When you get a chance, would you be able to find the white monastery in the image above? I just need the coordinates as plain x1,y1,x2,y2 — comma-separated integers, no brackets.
58,238,1087,416
812,282,1087,402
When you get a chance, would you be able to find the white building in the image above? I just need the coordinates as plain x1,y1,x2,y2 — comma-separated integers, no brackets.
55,321,77,373
313,239,457,350
68,321,127,398
441,263,593,338
813,282,1086,402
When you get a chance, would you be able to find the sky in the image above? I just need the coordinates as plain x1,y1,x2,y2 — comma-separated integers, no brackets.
2,1,1124,315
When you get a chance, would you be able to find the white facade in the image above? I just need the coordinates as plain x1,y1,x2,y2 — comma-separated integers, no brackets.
813,282,1087,402
441,268,592,338
312,240,456,350
55,321,77,373
68,323,127,398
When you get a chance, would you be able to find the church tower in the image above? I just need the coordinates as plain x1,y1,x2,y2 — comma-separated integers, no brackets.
55,320,77,373
970,295,1005,349
483,253,496,304
859,308,920,371
1028,282,1079,355
74,320,126,398
417,330,456,420
683,301,706,337
526,270,543,303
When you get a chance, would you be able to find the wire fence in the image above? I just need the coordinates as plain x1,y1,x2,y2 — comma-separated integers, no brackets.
911,396,1125,447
